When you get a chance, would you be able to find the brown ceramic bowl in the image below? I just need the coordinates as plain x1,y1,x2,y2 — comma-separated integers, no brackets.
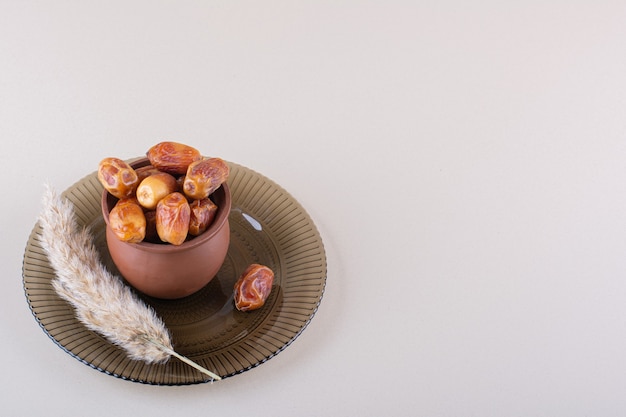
101,157,231,299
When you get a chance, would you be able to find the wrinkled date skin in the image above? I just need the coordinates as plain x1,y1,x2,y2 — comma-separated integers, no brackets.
147,141,202,175
189,198,218,236
98,157,139,199
156,192,190,245
183,157,230,200
234,264,275,312
135,165,162,183
108,198,146,243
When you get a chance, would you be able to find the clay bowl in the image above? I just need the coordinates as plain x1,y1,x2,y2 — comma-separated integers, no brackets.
101,157,231,299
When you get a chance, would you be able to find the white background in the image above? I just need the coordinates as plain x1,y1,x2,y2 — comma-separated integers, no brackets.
2,1,626,416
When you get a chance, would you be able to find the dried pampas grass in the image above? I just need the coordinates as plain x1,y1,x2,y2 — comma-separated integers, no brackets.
39,184,221,381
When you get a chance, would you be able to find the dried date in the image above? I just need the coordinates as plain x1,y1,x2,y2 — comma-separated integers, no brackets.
156,192,190,245
233,264,274,311
97,157,139,199
189,198,218,236
147,141,202,175
183,157,229,200
108,198,146,243
135,165,161,183
136,172,178,210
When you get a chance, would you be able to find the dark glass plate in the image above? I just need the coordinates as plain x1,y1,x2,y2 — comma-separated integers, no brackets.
23,161,326,385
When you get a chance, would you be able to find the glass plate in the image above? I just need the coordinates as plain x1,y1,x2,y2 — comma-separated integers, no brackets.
22,161,326,385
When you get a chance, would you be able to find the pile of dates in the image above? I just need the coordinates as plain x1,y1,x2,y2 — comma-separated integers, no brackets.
97,141,229,245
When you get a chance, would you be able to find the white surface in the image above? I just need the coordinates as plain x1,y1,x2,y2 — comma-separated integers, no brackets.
2,1,626,415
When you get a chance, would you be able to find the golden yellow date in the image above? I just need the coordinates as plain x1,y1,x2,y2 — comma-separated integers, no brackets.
147,141,201,175
189,198,218,236
108,198,146,243
97,157,139,199
156,192,190,245
183,157,229,200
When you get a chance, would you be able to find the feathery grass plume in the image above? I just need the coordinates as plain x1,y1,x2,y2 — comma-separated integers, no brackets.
38,184,221,381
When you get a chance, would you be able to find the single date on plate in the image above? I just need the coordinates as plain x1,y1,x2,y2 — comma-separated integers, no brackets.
233,264,274,312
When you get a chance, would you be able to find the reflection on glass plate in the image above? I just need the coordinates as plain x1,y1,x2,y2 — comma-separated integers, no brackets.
22,161,326,385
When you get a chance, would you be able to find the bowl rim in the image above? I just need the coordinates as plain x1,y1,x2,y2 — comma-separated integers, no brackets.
100,157,231,254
